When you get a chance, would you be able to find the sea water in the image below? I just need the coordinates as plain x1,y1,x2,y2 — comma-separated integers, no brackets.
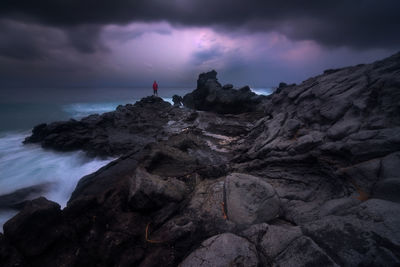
0,86,272,231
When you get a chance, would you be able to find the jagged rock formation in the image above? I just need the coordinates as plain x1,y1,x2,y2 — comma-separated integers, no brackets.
182,69,267,114
24,96,177,157
1,52,400,266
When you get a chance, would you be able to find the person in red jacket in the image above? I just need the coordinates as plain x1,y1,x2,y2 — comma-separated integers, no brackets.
153,80,158,96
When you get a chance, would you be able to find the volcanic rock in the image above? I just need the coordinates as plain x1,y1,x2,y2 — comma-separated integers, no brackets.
225,173,280,224
182,70,267,114
179,233,259,267
172,94,183,106
23,96,176,157
3,197,62,257
1,52,400,266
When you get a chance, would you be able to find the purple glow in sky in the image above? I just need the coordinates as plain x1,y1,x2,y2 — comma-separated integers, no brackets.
0,1,399,88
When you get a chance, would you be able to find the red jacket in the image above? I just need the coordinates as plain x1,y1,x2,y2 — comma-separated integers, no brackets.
153,82,158,90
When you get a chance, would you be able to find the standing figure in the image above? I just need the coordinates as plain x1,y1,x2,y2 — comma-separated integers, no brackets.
153,80,158,96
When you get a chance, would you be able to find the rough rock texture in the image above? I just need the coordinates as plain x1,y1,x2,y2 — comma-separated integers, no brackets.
3,197,62,257
225,173,280,224
179,233,259,267
1,52,400,266
302,199,400,266
182,70,267,114
24,96,176,157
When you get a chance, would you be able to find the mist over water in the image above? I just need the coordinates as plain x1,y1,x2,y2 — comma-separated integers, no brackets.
0,132,112,200
0,131,113,231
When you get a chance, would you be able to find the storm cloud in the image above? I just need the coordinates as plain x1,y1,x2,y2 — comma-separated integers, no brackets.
1,0,399,49
0,1,399,88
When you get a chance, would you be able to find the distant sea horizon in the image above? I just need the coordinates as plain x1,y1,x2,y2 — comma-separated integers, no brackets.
0,86,274,132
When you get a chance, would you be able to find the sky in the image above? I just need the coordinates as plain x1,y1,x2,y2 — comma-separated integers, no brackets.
0,0,399,89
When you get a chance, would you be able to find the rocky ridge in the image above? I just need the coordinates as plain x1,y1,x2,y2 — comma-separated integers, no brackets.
0,52,399,266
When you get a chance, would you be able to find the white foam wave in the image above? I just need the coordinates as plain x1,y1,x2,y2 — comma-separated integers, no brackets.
0,132,113,231
163,97,173,104
250,88,274,96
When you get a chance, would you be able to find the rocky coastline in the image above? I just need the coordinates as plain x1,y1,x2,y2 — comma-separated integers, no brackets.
1,52,400,266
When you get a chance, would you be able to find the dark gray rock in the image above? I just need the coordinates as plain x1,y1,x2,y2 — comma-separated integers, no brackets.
302,199,400,266
128,167,187,211
0,233,26,267
172,94,183,106
373,178,400,203
381,152,400,179
225,173,280,224
283,118,301,138
222,83,233,89
183,70,267,114
24,95,175,157
179,233,259,267
327,118,360,140
3,197,62,257
259,224,302,259
278,82,288,88
1,53,400,267
274,236,339,267
318,197,361,217
187,179,227,224
239,223,269,245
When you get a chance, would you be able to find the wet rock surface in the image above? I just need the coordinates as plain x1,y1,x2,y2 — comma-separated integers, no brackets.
1,52,400,266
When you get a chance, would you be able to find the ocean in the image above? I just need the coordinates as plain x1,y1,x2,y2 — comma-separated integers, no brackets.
0,87,272,230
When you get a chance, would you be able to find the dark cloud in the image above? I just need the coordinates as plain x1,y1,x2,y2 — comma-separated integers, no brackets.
0,19,108,61
102,23,172,43
0,20,50,60
0,1,399,89
0,0,399,49
65,25,108,54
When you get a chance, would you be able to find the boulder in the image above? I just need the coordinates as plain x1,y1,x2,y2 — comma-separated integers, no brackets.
187,178,230,231
225,173,280,224
3,197,62,257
